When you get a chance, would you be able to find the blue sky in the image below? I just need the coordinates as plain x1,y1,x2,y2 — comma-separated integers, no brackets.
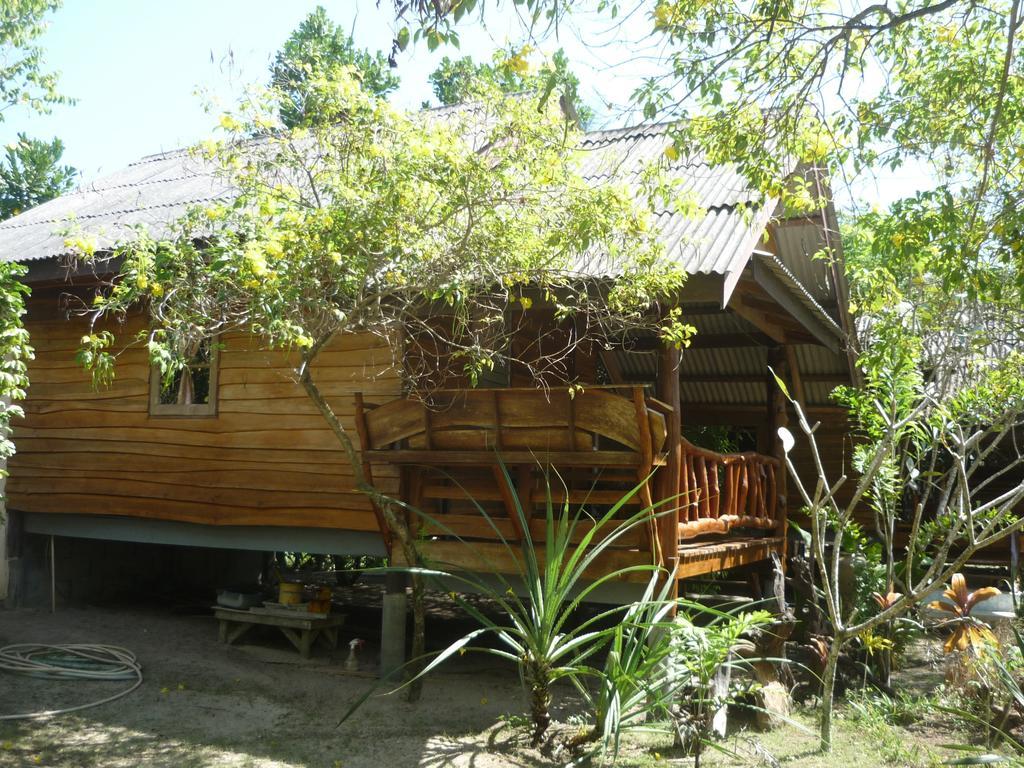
8,1,653,183
7,1,922,206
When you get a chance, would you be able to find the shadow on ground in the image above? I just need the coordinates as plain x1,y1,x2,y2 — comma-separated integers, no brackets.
0,591,547,768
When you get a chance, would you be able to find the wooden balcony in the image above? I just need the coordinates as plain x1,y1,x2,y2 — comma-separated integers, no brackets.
354,386,786,586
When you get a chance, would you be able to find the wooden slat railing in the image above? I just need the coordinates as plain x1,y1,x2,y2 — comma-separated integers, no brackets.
354,386,671,560
678,438,782,540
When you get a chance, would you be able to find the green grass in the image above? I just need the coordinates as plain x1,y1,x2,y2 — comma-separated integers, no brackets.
580,701,973,768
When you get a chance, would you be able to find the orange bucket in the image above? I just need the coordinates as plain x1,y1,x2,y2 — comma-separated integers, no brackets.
308,586,332,614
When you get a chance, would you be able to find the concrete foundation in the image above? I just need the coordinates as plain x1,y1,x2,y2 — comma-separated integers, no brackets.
379,572,408,680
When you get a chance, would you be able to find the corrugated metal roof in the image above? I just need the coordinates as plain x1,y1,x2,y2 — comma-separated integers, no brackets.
577,123,771,277
771,218,836,303
610,311,850,407
755,251,843,336
0,149,230,263
0,120,774,284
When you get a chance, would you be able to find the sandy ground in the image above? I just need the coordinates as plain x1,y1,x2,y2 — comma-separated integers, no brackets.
0,597,976,768
0,600,562,768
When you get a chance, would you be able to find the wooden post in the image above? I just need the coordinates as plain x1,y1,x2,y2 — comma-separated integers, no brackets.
656,344,682,605
2,510,21,609
380,571,408,680
754,348,796,726
0,504,8,604
766,347,789,564
0,442,10,604
784,345,807,411
49,534,55,613
632,386,658,560
353,392,393,555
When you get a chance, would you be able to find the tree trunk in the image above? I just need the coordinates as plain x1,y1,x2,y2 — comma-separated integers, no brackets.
879,622,892,689
298,358,427,700
528,666,552,746
819,636,842,752
406,571,426,702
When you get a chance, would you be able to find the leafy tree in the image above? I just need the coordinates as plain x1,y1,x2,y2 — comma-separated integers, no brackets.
70,67,688,700
428,48,594,127
429,53,520,106
270,5,399,128
0,0,69,121
0,133,75,220
0,0,67,509
391,0,1024,751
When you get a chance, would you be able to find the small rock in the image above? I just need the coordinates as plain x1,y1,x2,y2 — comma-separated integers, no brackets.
755,681,790,731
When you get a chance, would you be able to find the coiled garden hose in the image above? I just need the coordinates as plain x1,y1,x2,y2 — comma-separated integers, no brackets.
0,644,143,720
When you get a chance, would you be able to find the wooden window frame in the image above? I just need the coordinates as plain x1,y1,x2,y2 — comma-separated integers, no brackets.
148,340,220,418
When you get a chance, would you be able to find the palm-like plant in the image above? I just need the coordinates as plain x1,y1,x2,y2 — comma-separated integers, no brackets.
343,463,777,759
568,574,678,755
668,602,773,768
571,590,771,764
929,573,1001,653
872,586,902,612
408,464,669,746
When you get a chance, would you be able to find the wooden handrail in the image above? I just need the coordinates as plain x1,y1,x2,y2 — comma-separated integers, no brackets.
678,437,783,540
360,387,669,456
416,384,655,393
356,386,674,563
679,438,780,467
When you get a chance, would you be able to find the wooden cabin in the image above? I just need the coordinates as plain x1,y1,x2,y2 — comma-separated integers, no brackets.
0,122,856,609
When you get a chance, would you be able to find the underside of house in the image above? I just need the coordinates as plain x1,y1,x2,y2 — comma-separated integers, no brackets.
0,122,856,609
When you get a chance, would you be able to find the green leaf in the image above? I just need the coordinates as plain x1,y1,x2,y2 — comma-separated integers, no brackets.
769,368,790,400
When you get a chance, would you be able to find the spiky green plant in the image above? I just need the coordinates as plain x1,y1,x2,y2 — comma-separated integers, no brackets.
407,464,669,746
570,572,678,755
342,462,778,761
570,586,772,764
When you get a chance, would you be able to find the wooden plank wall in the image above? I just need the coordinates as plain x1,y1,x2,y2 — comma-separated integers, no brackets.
6,291,402,530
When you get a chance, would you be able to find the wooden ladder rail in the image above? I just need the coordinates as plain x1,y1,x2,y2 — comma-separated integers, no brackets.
353,392,394,555
631,385,661,566
484,390,526,543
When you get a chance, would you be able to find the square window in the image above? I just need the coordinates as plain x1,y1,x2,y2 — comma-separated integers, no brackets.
149,339,219,417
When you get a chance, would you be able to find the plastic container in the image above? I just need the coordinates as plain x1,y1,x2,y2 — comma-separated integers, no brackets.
308,585,332,614
216,588,263,610
278,581,304,605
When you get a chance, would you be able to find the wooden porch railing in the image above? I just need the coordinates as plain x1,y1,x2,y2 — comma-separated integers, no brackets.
677,438,783,540
355,387,786,581
354,385,670,557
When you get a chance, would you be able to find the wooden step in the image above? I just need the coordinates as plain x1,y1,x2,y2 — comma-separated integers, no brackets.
422,484,644,507
411,511,643,548
675,536,784,579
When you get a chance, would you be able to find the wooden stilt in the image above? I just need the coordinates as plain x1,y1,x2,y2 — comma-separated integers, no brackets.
656,345,682,607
